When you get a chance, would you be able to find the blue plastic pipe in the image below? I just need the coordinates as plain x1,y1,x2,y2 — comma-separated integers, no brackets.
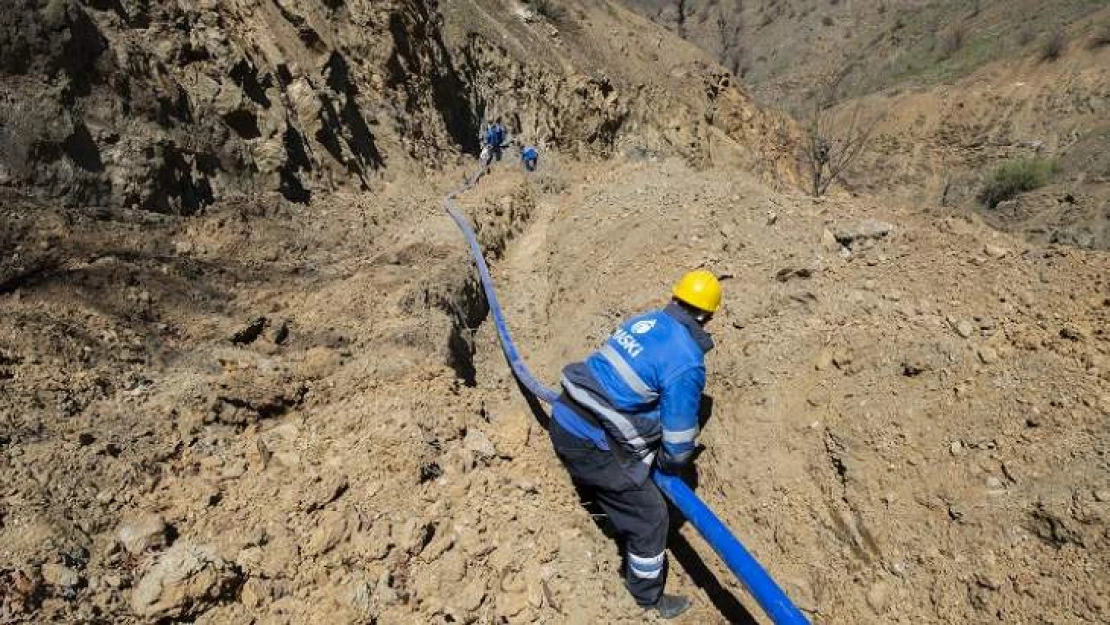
444,181,809,625
443,196,560,405
652,472,810,624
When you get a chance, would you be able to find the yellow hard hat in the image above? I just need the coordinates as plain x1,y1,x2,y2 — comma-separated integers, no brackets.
672,269,721,313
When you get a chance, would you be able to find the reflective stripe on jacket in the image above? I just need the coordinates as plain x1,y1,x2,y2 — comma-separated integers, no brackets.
560,301,712,479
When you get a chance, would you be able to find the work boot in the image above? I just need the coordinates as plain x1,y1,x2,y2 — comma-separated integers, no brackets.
648,594,692,620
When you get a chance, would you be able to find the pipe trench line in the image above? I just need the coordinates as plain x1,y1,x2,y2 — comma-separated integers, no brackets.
443,169,809,625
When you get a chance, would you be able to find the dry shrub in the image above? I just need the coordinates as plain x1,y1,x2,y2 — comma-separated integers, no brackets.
939,26,965,59
979,157,1058,208
800,65,880,197
1041,31,1066,61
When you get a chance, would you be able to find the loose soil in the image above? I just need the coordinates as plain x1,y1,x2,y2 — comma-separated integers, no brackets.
1,1,1108,624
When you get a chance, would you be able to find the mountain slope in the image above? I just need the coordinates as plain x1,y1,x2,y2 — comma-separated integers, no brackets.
0,0,796,214
622,0,1107,109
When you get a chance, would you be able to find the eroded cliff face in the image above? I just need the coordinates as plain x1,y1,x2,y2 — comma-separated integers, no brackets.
0,0,479,212
443,0,797,184
1,0,798,213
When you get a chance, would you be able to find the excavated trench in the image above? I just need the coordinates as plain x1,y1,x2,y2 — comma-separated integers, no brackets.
436,171,772,623
422,181,539,387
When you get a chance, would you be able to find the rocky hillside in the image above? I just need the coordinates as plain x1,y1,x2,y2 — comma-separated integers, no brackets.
622,0,1107,109
0,0,796,215
1,2,1107,624
0,0,479,211
624,0,1110,249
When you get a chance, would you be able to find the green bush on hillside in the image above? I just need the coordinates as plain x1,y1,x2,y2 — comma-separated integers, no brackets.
978,157,1058,208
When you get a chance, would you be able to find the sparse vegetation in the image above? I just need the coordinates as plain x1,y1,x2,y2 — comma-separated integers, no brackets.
978,157,1058,208
1041,31,1067,61
799,66,880,197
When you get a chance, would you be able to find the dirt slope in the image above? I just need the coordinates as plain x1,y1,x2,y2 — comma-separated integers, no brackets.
840,33,1110,250
0,165,636,623
2,113,1108,625
484,157,1109,623
621,0,1106,110
1,1,1108,624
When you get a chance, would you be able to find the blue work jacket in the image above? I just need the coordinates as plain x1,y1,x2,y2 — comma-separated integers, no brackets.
554,301,712,482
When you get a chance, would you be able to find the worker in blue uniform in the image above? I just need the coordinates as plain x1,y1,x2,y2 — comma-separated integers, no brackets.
484,118,506,163
548,269,721,620
521,145,538,171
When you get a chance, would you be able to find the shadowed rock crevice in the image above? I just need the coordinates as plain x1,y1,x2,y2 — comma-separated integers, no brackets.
385,9,480,158
0,0,496,209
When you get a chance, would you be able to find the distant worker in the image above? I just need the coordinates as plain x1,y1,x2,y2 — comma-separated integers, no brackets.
492,119,506,150
484,118,507,163
521,145,539,171
548,269,721,620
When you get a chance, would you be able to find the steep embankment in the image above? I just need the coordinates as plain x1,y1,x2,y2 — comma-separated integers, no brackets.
0,0,481,210
440,0,797,183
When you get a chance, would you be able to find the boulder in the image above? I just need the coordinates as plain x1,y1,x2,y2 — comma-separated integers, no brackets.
117,512,169,555
464,429,497,460
983,244,1011,259
131,542,238,619
833,219,894,248
42,563,81,597
949,317,975,339
977,346,999,365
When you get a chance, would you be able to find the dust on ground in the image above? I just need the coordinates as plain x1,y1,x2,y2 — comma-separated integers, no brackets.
3,148,1109,625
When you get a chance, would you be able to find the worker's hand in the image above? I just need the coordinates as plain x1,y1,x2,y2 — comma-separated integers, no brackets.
655,454,687,475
